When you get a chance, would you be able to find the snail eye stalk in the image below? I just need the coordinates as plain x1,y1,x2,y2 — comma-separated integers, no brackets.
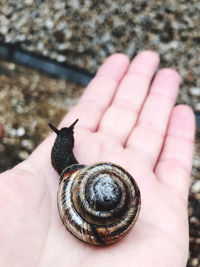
48,123,60,134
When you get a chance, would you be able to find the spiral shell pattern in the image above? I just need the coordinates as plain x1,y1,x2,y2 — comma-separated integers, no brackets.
57,162,141,245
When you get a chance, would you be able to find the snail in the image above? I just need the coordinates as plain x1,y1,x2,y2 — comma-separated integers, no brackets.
48,119,141,246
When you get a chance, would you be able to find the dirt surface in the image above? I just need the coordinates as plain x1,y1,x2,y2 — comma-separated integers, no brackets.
0,61,84,171
1,1,200,113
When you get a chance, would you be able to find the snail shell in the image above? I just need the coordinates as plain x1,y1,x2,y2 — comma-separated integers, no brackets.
49,120,141,246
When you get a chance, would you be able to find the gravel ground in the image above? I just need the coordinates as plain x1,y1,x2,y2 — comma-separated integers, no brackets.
0,61,83,171
0,0,200,266
0,0,200,111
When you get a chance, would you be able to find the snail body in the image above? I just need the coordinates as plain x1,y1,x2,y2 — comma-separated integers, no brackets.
49,120,141,246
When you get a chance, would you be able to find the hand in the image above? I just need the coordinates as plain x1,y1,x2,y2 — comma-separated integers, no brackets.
0,51,195,267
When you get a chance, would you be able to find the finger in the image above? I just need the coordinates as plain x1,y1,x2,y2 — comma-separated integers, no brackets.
155,105,195,197
99,51,160,144
60,53,130,131
127,68,180,168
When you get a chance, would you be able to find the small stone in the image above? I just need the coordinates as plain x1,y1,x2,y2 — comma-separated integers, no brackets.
68,0,80,9
170,40,179,49
18,150,29,160
101,32,110,43
190,216,198,223
16,106,24,114
45,19,54,29
8,63,16,70
195,102,200,112
17,127,25,137
0,25,8,35
192,258,199,266
191,180,200,193
57,55,66,62
10,129,17,137
25,0,34,5
21,139,34,151
37,42,44,51
189,87,200,96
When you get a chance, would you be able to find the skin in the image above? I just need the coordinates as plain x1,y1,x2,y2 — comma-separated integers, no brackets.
0,51,195,267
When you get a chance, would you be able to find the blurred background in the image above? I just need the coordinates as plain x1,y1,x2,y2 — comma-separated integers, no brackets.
0,1,199,266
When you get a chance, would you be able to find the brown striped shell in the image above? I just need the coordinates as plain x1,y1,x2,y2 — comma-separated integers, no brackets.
57,162,141,245
49,120,141,246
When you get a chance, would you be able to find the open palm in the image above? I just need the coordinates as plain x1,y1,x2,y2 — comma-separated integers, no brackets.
0,51,195,267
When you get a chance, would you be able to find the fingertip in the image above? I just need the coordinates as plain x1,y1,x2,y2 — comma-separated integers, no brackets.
136,50,160,64
171,104,195,125
150,68,181,100
168,104,195,141
174,103,194,113
106,52,130,63
96,53,130,82
157,68,181,84
128,50,160,76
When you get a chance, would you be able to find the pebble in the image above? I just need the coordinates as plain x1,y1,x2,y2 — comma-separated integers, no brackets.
190,216,198,223
25,0,34,4
190,87,200,96
18,150,29,160
8,63,16,70
45,18,54,29
192,258,199,266
21,139,34,150
9,129,17,137
9,127,25,137
195,103,200,112
191,180,200,193
17,127,25,137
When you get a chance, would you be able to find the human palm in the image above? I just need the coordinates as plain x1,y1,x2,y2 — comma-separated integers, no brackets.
0,51,195,267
